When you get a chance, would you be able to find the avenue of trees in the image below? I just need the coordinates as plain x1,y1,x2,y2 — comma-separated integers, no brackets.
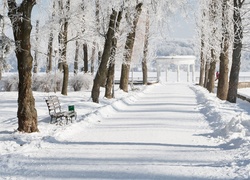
1,0,187,132
198,0,247,103
0,0,249,133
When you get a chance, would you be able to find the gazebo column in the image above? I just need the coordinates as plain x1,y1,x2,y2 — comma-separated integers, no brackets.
157,63,161,82
177,64,180,82
187,64,190,82
192,64,195,82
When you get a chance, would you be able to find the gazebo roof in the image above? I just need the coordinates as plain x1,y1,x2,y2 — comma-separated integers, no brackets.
155,55,196,65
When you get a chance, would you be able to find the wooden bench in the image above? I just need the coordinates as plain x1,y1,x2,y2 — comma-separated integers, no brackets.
45,95,77,124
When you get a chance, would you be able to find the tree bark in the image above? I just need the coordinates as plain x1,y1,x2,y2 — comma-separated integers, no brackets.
91,9,117,103
74,40,79,75
227,0,244,103
33,20,39,73
120,3,143,92
105,10,123,99
206,50,216,93
105,62,115,99
46,2,55,74
199,9,206,87
83,43,88,73
59,0,70,95
217,0,230,100
206,0,218,92
142,9,149,85
90,42,96,74
46,31,53,73
204,60,210,88
7,0,38,133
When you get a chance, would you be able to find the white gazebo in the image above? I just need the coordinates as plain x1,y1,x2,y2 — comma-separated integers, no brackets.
155,55,196,82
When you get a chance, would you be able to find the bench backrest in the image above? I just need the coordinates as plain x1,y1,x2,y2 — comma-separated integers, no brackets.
45,96,62,115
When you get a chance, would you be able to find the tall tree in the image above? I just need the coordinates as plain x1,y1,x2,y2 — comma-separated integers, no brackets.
33,20,39,73
46,1,56,74
7,0,39,133
105,9,123,99
142,8,150,85
0,0,7,80
58,0,70,95
83,43,88,73
46,31,54,73
227,0,245,103
91,9,118,103
74,39,79,75
217,0,231,100
206,0,219,93
199,8,206,87
120,3,143,92
90,42,96,74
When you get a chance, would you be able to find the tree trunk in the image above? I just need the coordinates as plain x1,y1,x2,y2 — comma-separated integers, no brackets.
59,0,70,95
90,42,96,74
199,9,206,87
46,2,55,74
120,3,143,92
199,37,205,86
33,20,39,73
142,9,149,85
105,63,115,99
95,0,100,34
74,40,79,75
227,0,244,103
61,62,69,95
105,10,123,99
0,1,6,80
206,49,216,93
91,9,117,103
204,60,210,88
46,31,53,73
60,18,69,95
98,50,102,65
217,0,230,100
7,0,38,133
83,43,88,73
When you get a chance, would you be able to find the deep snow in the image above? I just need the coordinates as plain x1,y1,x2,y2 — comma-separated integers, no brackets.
1,80,250,179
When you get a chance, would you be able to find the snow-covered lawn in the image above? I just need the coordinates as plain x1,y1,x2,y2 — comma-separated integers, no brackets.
1,82,250,179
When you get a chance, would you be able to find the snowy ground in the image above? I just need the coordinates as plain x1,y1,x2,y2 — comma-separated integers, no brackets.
1,75,250,179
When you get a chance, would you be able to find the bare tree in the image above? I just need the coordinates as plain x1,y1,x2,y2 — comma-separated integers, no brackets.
83,43,88,73
227,0,245,103
217,0,232,100
90,42,96,74
120,3,143,92
206,0,220,93
33,20,39,73
7,0,39,133
91,9,118,103
199,8,206,87
58,0,70,95
105,9,123,99
142,8,150,85
74,39,79,75
46,1,56,74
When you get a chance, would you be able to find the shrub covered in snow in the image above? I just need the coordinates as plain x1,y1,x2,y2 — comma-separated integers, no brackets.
32,73,63,92
70,73,93,91
2,74,19,91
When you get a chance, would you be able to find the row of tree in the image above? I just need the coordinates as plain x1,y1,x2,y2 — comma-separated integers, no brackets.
2,0,188,133
198,0,247,103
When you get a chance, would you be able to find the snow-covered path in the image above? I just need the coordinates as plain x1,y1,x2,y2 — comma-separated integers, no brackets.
1,83,240,179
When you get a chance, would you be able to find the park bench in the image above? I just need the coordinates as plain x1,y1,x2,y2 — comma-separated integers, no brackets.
45,95,77,124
